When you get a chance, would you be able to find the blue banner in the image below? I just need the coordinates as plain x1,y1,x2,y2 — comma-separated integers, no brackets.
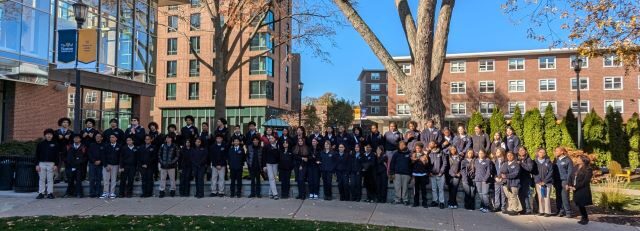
57,29,77,64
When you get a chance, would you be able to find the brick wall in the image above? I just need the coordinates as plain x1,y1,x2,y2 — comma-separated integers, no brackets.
8,80,67,141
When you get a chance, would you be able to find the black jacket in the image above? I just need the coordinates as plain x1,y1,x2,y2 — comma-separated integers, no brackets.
471,133,491,154
448,154,462,178
209,142,228,166
505,135,521,153
306,133,324,147
139,144,157,167
461,158,475,183
336,133,353,151
390,149,412,175
366,132,384,152
246,145,263,169
320,150,338,172
452,135,472,155
158,143,179,169
533,158,554,184
190,146,209,167
66,143,87,168
180,147,192,168
569,167,593,206
383,131,402,151
279,148,295,171
120,145,138,167
36,140,60,165
420,128,443,146
125,125,146,146
428,148,447,175
103,128,125,145
473,158,491,182
351,152,364,174
335,152,351,172
81,128,100,146
104,143,121,165
500,160,521,187
519,156,536,186
375,153,388,175
228,145,245,170
231,133,245,145
361,152,376,173
264,144,280,164
87,142,106,165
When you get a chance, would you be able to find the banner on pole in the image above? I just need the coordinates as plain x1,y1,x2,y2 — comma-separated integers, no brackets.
78,29,97,64
57,29,77,65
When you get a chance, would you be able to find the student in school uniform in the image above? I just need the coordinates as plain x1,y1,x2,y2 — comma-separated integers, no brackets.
308,139,322,200
441,127,454,156
366,124,384,152
460,150,476,210
452,125,472,156
335,144,351,201
411,142,429,208
244,121,260,145
65,134,86,198
261,127,279,146
428,140,447,209
87,133,106,198
517,146,535,214
492,148,507,212
278,127,293,148
390,141,412,206
55,117,73,146
158,135,179,198
568,155,593,225
489,132,505,158
264,136,280,200
324,126,337,149
361,144,377,203
504,127,521,153
81,118,100,146
139,135,157,198
199,122,211,147
292,126,306,145
384,122,403,176
35,129,59,199
214,118,229,143
471,125,491,154
230,125,245,145
352,127,365,151
179,139,193,197
293,138,310,200
209,134,227,197
349,144,363,202
166,124,179,142
404,121,421,152
533,148,554,217
181,116,199,146
474,150,492,213
119,137,138,198
447,146,462,209
102,135,121,199
320,140,337,200
501,151,522,216
103,119,125,145
421,119,443,148
191,138,208,198
228,137,245,198
374,146,388,203
554,147,574,218
336,126,352,151
246,137,264,198
125,117,146,146
279,140,294,199
307,126,324,147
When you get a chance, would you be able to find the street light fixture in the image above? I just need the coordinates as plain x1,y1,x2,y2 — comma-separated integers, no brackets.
298,82,304,127
572,58,584,149
72,0,88,134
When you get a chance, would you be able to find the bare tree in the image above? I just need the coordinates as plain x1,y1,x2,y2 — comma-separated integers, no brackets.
332,0,455,126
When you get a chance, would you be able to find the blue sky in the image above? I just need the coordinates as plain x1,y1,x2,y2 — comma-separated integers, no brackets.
298,1,565,102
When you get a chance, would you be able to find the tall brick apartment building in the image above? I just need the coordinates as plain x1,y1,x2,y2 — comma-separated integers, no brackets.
152,0,301,132
359,49,640,131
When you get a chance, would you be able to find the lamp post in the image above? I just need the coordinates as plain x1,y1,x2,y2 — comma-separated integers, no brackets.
298,82,304,127
359,101,363,127
72,0,88,134
573,58,584,149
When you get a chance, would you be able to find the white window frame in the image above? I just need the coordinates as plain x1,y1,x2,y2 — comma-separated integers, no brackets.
85,91,97,103
478,59,495,72
396,85,405,95
603,76,623,90
479,102,495,115
370,95,380,103
508,58,525,71
103,92,113,102
85,110,97,119
570,55,589,69
571,100,590,114
508,101,526,114
68,93,75,106
450,60,466,73
401,64,412,74
397,104,411,115
538,56,556,70
570,78,589,91
479,80,495,93
370,106,380,114
539,79,557,92
450,81,466,94
508,80,526,93
370,84,380,92
603,54,622,67
67,107,74,118
370,72,380,80
450,103,467,115
539,101,558,114
604,100,624,113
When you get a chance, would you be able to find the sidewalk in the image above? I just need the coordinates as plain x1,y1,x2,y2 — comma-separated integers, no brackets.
0,197,637,231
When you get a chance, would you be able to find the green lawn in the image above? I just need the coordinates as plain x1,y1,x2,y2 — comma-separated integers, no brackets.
0,216,419,231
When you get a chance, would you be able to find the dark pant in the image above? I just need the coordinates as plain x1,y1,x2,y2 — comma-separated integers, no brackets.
179,166,192,196
192,165,205,197
462,180,476,210
279,169,292,197
494,183,507,210
519,181,532,213
119,165,135,196
296,167,307,198
349,172,362,201
578,205,588,220
88,164,102,197
363,170,377,201
447,176,461,206
375,172,388,203
321,171,334,199
141,166,154,196
309,168,320,195
336,170,350,201
249,167,261,196
66,167,83,196
555,181,572,215
413,175,428,205
230,169,242,196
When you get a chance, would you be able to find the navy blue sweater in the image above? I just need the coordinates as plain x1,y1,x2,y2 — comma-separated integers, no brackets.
473,158,492,182
320,150,338,172
533,158,554,184
104,143,121,166
428,149,448,175
335,152,351,172
390,149,412,175
500,160,521,187
383,131,402,151
448,154,462,178
36,140,60,165
209,143,228,166
554,156,574,182
228,145,245,170
452,135,472,155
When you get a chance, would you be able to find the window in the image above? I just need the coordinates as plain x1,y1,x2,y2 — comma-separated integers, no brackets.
249,56,274,76
250,32,273,51
508,80,525,92
479,81,495,93
539,101,558,114
190,0,200,7
370,84,380,92
479,102,495,115
285,66,289,83
68,93,75,106
249,81,274,99
479,59,495,72
370,95,380,102
604,77,623,90
450,60,466,73
397,85,404,95
401,64,412,74
168,15,178,32
168,5,178,10
603,54,621,67
211,82,217,99
188,83,200,100
570,55,589,68
571,100,589,113
285,87,289,104
85,110,97,119
167,38,177,55
508,102,525,114
370,72,380,80
570,78,589,91
370,107,380,114
103,92,113,103
538,56,556,69
508,58,525,70
604,100,624,113
67,108,74,119
166,61,177,77
397,104,411,115
539,79,557,92
189,60,200,77
189,36,200,54
450,82,466,94
190,13,200,30
85,91,97,103
166,83,176,100
262,10,275,30
450,103,466,115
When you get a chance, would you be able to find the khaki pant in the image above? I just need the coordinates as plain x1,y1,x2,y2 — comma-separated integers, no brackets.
159,168,176,191
102,165,119,195
394,174,411,203
503,186,522,212
266,164,279,196
38,162,55,194
211,166,226,193
536,184,552,214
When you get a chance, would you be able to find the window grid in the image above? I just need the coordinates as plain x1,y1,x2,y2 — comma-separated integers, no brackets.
538,56,556,69
539,79,557,92
508,102,525,114
604,100,624,113
508,80,525,92
571,100,589,113
604,77,623,90
570,78,589,91
450,103,466,115
478,59,495,72
479,81,495,93
450,82,466,94
508,58,525,71
479,102,495,115
450,60,466,73
397,104,411,115
539,101,558,114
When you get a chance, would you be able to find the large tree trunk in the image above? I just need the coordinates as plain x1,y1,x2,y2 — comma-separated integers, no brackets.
214,75,228,120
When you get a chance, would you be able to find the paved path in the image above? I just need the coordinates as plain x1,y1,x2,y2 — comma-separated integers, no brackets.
0,197,637,231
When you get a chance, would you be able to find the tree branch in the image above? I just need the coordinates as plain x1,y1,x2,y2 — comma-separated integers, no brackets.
395,0,417,59
430,0,455,80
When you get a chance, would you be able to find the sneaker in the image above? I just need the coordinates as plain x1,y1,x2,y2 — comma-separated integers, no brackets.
453,205,458,209
36,193,45,199
577,219,589,225
109,193,117,199
47,193,55,199
274,195,279,200
99,193,108,199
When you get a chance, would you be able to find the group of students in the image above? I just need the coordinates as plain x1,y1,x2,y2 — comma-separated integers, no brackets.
34,116,594,225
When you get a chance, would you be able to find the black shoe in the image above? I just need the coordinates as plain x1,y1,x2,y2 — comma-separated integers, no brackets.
502,210,508,214
47,193,55,199
257,195,262,198
36,193,45,199
422,202,429,208
543,213,551,217
577,219,589,225
248,194,255,198
159,191,165,198
325,197,332,201
210,193,216,197
557,212,565,217
439,203,445,209
77,194,84,198
430,202,438,207
236,195,242,198
170,190,176,197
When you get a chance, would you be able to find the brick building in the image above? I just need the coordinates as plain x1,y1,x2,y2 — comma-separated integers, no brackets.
359,49,640,131
152,0,300,132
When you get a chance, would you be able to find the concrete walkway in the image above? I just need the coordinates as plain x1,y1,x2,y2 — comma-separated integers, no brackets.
0,197,637,231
